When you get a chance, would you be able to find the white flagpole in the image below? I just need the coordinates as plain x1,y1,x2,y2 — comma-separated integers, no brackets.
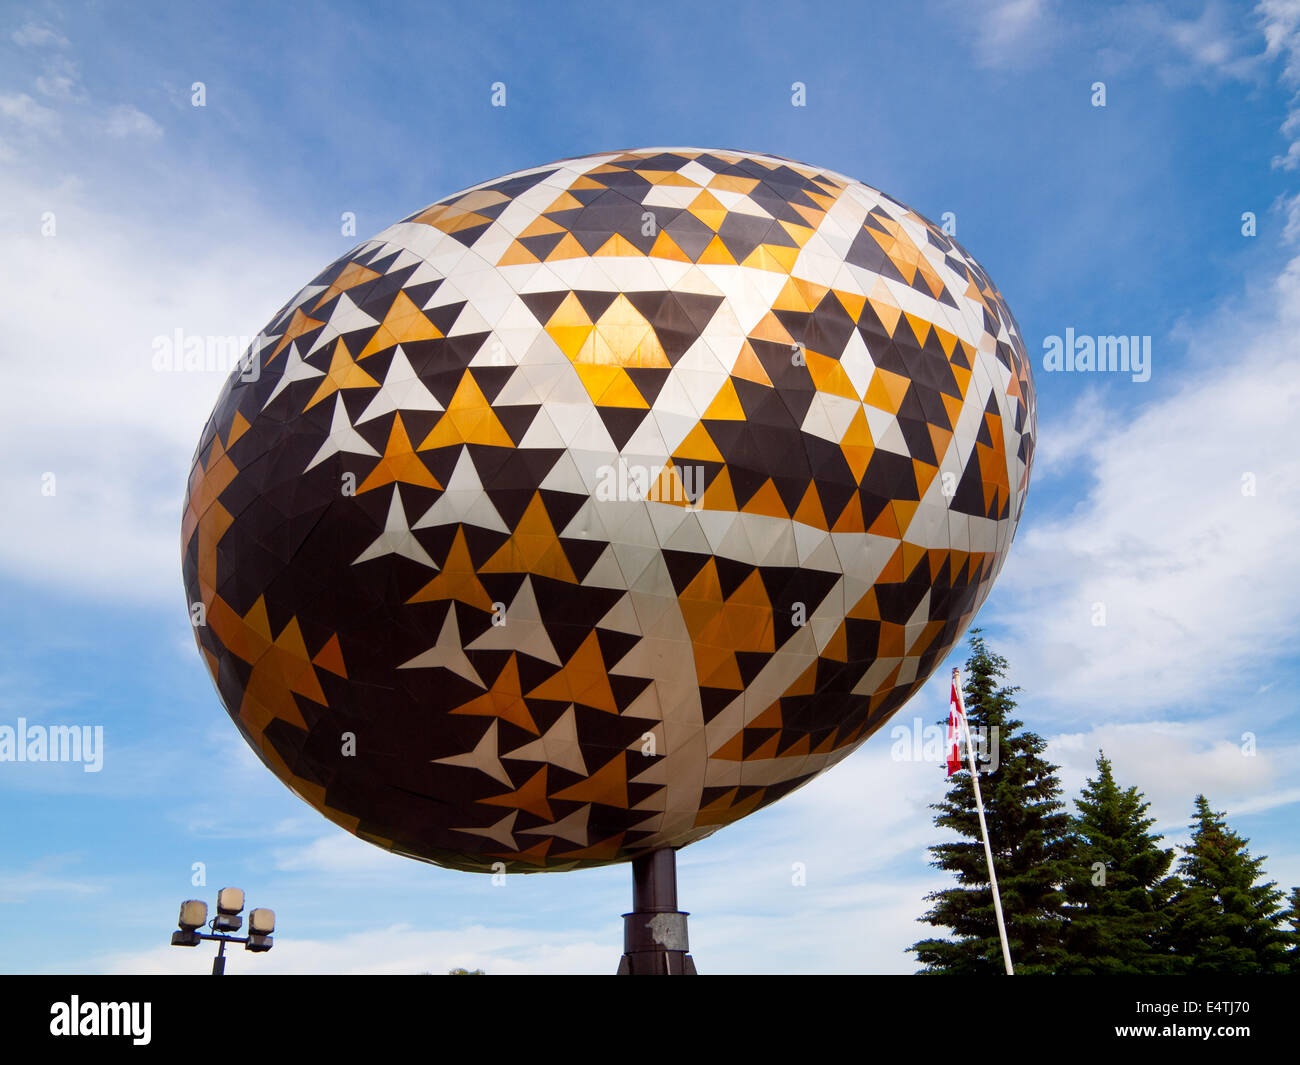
953,667,1014,975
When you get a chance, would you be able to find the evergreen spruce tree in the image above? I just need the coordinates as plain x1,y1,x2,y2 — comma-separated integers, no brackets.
1282,887,1300,975
1164,795,1290,974
910,631,1073,974
1058,751,1179,974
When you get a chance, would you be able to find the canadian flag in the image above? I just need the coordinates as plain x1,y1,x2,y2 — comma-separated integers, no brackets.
946,672,965,776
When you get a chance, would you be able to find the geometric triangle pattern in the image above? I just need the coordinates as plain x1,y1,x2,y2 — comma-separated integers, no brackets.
181,148,1036,874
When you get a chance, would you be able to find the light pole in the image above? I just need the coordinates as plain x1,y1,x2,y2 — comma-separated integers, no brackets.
170,887,276,974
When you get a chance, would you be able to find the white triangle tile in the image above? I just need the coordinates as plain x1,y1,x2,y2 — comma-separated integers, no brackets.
875,417,911,457
356,346,444,423
353,485,437,568
467,576,560,664
412,448,509,533
504,706,588,777
517,405,567,449
422,278,467,309
447,300,493,338
399,604,483,686
263,341,325,411
517,803,590,846
304,395,381,471
659,509,712,554
306,292,379,356
580,544,629,589
539,449,590,495
596,592,642,635
451,807,517,847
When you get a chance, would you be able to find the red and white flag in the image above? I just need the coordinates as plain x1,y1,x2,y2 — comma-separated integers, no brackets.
946,673,965,776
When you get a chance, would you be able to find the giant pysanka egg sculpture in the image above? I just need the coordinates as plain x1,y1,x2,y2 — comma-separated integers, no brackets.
183,148,1035,873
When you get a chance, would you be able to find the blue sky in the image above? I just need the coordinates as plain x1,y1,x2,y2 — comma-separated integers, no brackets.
2,0,1299,974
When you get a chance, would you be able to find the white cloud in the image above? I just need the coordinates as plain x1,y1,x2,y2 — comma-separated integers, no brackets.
1259,0,1300,167
967,0,1054,69
690,875,944,974
104,104,163,140
0,92,59,134
991,260,1300,714
35,56,81,100
1027,386,1111,481
0,154,335,604
1048,719,1300,831
1261,0,1300,77
953,3,1300,170
1146,1,1265,82
1232,786,1300,815
273,833,404,876
11,23,68,48
100,922,611,975
0,856,102,904
1282,189,1300,242
1055,1,1300,174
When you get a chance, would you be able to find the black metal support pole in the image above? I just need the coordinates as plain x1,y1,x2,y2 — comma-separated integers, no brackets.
212,939,226,976
616,848,697,974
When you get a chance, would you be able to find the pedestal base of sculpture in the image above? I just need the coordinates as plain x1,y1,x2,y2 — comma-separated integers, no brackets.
615,848,698,975
617,910,698,974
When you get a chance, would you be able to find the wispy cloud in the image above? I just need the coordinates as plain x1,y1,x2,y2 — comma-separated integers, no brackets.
1146,0,1266,81
1259,0,1300,167
101,921,612,975
1138,1,1300,168
965,0,1055,69
35,56,81,101
1281,189,1300,241
104,104,163,140
0,856,102,904
0,92,60,133
1049,720,1300,830
11,23,68,49
272,833,403,877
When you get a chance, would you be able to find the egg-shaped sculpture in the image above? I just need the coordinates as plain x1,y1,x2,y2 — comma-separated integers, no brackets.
182,148,1035,873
